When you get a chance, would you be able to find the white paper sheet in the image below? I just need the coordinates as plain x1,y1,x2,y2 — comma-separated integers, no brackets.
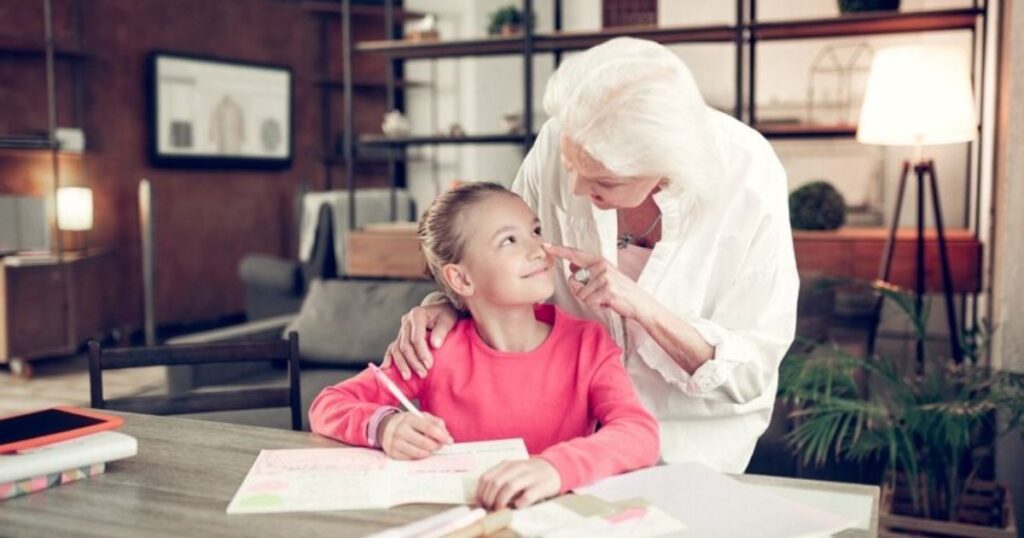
576,462,857,538
226,439,528,514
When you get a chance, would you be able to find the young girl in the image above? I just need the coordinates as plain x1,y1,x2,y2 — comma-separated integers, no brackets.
309,182,659,510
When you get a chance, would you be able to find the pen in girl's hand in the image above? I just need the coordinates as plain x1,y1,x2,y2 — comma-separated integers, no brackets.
368,363,424,417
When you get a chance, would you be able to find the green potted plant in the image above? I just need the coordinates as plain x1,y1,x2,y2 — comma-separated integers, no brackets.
789,180,847,231
487,5,534,36
779,280,1023,536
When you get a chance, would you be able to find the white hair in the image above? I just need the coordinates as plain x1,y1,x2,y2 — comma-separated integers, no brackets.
543,37,719,201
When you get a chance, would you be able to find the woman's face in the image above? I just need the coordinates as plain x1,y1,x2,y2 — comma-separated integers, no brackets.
561,136,662,210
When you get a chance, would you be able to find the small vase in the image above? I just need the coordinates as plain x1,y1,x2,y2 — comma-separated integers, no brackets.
500,23,521,36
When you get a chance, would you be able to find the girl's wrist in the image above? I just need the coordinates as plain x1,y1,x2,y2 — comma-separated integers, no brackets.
376,411,400,448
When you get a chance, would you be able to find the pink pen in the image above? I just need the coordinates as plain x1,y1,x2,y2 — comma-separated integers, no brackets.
368,363,424,417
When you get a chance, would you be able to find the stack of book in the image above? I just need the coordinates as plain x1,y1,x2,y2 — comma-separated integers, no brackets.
0,429,137,500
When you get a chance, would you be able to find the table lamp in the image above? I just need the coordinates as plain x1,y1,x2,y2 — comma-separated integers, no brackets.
56,186,93,251
857,45,976,366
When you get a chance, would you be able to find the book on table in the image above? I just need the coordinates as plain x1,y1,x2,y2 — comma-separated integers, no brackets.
0,431,138,500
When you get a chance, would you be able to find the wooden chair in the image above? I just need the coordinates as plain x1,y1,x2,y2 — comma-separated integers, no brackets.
88,332,302,431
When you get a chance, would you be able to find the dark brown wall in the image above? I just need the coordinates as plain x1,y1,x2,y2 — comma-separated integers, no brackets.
0,0,389,329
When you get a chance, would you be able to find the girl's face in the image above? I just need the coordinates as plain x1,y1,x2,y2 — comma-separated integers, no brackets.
445,193,555,309
561,136,662,210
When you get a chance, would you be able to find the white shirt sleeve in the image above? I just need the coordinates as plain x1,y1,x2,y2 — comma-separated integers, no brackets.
635,154,800,405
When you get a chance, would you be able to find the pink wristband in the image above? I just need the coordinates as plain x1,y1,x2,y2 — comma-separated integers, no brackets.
367,406,402,448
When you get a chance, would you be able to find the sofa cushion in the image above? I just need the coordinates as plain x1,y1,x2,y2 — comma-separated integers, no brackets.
285,278,437,366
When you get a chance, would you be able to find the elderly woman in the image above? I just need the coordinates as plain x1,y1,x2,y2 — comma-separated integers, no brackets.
384,37,799,473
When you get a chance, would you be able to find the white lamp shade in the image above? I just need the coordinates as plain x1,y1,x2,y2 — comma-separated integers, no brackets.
857,45,977,146
56,187,93,231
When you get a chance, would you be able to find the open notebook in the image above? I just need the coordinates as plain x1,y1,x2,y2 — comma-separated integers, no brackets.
226,439,528,514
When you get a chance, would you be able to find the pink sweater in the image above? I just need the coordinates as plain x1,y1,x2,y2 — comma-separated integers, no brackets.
309,304,660,492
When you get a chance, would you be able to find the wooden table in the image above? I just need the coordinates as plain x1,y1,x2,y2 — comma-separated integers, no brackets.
0,412,879,537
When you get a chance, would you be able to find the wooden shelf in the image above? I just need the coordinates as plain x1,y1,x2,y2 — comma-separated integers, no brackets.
315,76,425,89
356,35,525,59
756,122,858,139
359,133,530,146
751,8,982,41
0,38,89,60
322,149,426,164
793,227,981,293
535,24,736,52
0,135,55,151
298,1,426,20
355,8,980,60
357,23,736,59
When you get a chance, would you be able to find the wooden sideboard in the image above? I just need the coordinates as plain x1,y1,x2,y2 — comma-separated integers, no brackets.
0,250,115,377
344,225,983,294
793,228,982,293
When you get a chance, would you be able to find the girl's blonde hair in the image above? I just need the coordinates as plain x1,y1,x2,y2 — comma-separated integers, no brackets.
418,182,514,309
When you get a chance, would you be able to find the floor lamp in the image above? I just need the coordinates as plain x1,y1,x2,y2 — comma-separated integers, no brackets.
857,45,977,368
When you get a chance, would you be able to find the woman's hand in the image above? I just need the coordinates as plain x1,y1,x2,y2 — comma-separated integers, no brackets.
476,458,562,510
382,302,459,380
543,243,655,322
379,412,454,460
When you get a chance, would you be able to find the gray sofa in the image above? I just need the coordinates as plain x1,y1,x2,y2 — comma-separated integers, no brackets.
166,278,437,430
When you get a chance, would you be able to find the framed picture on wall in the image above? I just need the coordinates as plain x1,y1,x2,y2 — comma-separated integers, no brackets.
147,52,292,169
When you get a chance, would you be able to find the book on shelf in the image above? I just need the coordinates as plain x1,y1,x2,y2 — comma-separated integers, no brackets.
2,251,59,266
0,431,137,488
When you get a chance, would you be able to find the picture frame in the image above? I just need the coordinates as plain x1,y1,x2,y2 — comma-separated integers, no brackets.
147,52,292,169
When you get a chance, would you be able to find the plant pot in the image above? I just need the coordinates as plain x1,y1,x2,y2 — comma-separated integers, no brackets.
500,23,521,36
880,480,1017,537
838,0,901,13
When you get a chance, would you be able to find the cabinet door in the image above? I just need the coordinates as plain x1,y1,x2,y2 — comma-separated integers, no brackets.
0,264,71,359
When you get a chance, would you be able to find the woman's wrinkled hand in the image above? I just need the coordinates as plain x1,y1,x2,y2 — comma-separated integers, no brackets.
382,302,459,380
542,243,655,322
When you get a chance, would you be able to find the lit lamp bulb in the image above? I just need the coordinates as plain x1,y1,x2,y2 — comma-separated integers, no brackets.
56,187,93,231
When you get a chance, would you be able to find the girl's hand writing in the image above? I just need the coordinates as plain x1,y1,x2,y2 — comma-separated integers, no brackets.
379,412,454,460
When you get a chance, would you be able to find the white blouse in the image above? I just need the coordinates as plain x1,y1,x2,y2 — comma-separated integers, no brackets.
512,111,800,473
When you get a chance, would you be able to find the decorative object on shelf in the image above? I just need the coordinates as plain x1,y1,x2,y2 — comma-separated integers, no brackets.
487,5,534,36
407,13,439,43
807,42,873,127
789,181,846,231
148,52,292,169
381,110,411,138
499,111,524,135
54,127,85,153
838,0,900,13
447,123,465,138
858,44,977,366
779,282,1023,537
0,196,48,253
602,0,658,28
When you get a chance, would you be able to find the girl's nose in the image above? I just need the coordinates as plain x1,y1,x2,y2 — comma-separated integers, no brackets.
528,238,547,260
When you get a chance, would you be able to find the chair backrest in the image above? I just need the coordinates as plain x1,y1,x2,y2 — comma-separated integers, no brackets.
88,332,302,431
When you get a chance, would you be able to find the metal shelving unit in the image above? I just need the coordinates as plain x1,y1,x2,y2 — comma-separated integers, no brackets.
333,1,987,229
